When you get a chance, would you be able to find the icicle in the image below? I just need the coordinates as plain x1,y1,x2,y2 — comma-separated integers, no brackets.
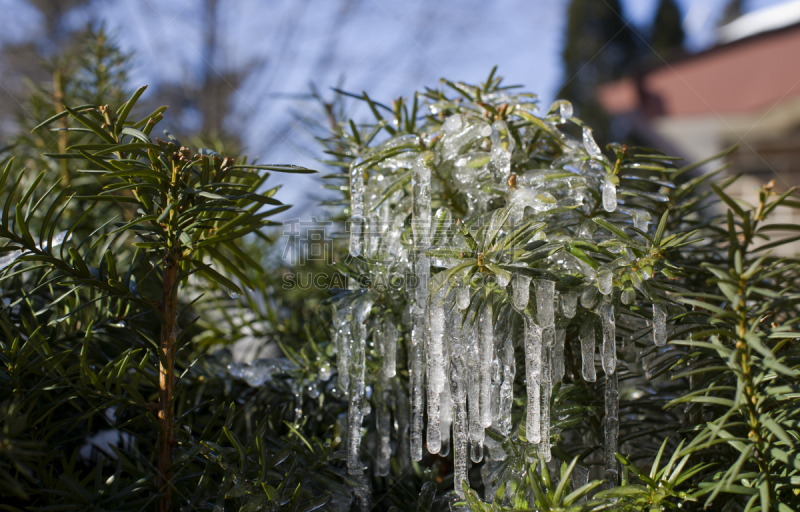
604,371,619,487
600,303,616,376
467,321,484,462
426,289,447,454
580,318,596,382
511,272,531,310
335,306,352,394
383,318,398,378
621,288,635,305
451,336,468,498
534,279,556,326
602,176,617,212
427,384,441,454
456,282,470,310
410,311,426,461
443,121,492,160
498,333,515,436
561,291,578,319
553,328,566,383
524,317,542,443
539,327,553,462
347,297,373,475
479,303,494,428
412,152,433,247
440,386,452,456
429,291,447,393
412,152,433,316
582,126,603,159
490,353,501,429
376,371,392,476
572,465,589,501
653,302,667,347
598,270,612,295
349,159,364,257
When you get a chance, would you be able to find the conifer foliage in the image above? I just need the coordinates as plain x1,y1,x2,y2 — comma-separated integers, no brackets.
0,31,343,512
319,69,800,511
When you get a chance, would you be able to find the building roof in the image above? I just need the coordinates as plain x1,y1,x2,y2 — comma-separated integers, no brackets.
597,12,800,118
718,0,800,43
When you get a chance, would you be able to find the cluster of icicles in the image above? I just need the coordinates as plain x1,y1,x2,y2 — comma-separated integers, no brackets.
337,100,669,497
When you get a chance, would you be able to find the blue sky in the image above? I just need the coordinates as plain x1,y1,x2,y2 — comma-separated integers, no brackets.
0,0,793,208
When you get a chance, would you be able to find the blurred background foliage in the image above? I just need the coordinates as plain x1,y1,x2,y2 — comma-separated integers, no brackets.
0,0,782,210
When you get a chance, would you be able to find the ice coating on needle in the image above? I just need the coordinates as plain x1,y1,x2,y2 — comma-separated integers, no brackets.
582,126,603,159
490,120,515,180
443,121,492,160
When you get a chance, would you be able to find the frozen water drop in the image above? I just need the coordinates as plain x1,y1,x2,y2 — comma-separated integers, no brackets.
560,101,573,121
598,270,613,295
443,114,463,134
603,176,617,212
318,361,332,381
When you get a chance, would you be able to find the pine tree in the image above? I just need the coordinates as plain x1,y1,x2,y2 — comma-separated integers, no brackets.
650,0,685,60
0,31,345,511
316,69,800,511
559,0,642,145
